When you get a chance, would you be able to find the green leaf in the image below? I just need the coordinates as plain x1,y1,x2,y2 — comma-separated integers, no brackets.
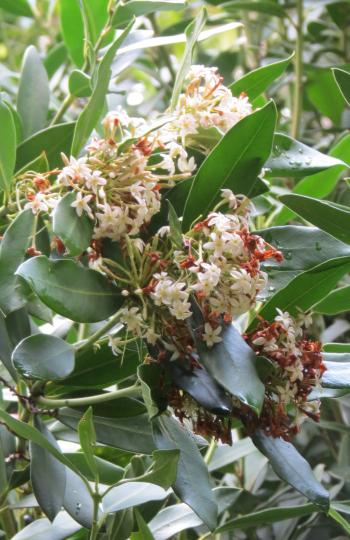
0,0,33,17
313,285,350,315
0,209,34,315
16,151,49,176
72,21,134,155
112,0,185,27
322,361,350,389
132,509,155,540
170,8,207,111
258,225,350,294
59,408,156,453
52,192,94,256
138,363,166,419
78,407,98,481
63,467,95,528
30,417,66,522
191,311,264,414
132,449,179,489
168,201,183,248
216,503,319,533
274,133,350,225
329,507,350,535
252,430,329,508
266,133,345,177
208,437,256,472
0,408,82,477
230,55,293,101
44,43,68,79
255,258,350,323
306,66,346,124
0,99,16,194
182,101,276,231
80,0,109,44
16,122,76,172
333,67,350,105
11,512,80,540
153,414,218,530
12,334,75,381
65,452,124,484
16,256,122,323
102,482,167,514
222,0,287,17
68,69,92,98
50,341,140,391
17,46,50,138
148,503,202,539
59,0,84,67
280,194,350,245
167,360,233,415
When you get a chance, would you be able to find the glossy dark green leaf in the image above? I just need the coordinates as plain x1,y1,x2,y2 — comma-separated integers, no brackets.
280,194,350,245
252,430,329,508
170,8,207,111
274,133,350,225
59,0,84,67
329,507,350,536
52,192,94,256
12,334,74,381
11,512,80,540
64,452,124,484
17,46,50,138
0,98,16,194
168,201,183,248
256,257,350,323
333,67,350,105
81,0,109,44
230,55,293,101
16,256,122,323
167,360,232,415
78,407,98,480
148,503,202,539
322,361,350,389
132,509,155,540
112,0,185,27
59,408,156,453
0,0,33,17
216,502,319,533
0,408,81,476
222,0,286,17
183,101,276,231
306,66,346,124
72,21,134,155
16,151,49,176
313,285,350,315
30,417,66,522
191,311,264,414
258,225,350,294
103,482,167,514
15,122,75,171
153,414,218,530
0,209,34,315
138,363,168,419
209,437,256,472
68,70,92,98
63,468,95,528
50,341,140,391
266,133,345,177
131,449,179,489
0,313,17,378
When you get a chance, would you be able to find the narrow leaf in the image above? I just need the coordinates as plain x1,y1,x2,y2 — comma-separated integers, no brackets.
78,407,98,480
0,99,16,194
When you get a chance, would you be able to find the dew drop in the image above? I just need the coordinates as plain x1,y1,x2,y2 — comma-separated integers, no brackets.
284,251,292,260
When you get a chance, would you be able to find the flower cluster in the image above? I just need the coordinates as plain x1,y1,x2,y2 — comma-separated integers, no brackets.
164,65,253,143
103,191,282,361
245,310,326,440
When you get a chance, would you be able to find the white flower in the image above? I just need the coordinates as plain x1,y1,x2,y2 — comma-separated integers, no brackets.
120,307,143,334
193,262,221,295
24,193,49,214
169,300,192,320
85,170,106,193
276,381,297,404
108,336,123,355
58,156,91,185
286,361,304,383
221,189,238,209
275,309,294,330
202,323,222,348
177,113,198,137
71,192,94,218
230,269,254,295
177,155,196,174
203,232,226,258
145,328,160,345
